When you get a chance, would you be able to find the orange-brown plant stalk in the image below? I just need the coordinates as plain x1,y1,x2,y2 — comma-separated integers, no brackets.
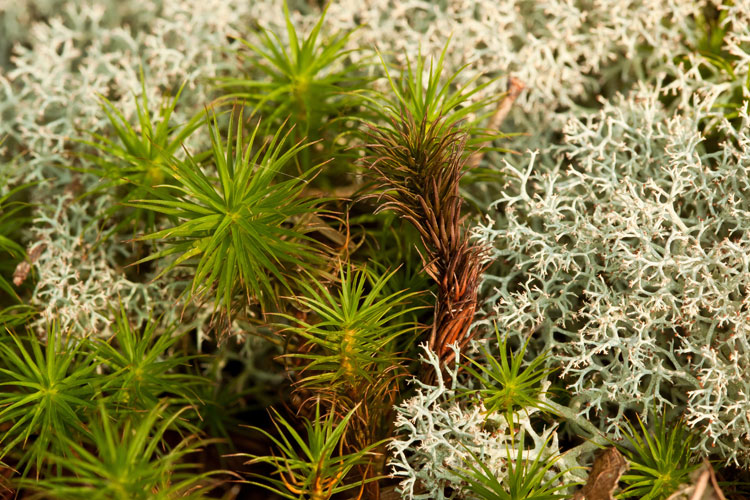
362,110,489,366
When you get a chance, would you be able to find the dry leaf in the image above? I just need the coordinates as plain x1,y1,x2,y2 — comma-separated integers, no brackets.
12,242,46,286
573,447,629,500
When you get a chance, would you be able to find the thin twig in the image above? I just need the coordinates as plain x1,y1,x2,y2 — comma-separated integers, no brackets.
467,76,525,168
688,467,710,500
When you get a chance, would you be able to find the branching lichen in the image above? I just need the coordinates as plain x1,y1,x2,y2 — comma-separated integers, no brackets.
475,82,750,465
389,343,579,499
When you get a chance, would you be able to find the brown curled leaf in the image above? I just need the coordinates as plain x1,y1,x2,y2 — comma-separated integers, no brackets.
572,447,629,500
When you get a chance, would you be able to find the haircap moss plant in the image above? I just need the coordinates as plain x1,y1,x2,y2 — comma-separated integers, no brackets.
370,40,504,152
19,401,225,500
362,109,489,367
129,106,325,325
359,42,518,369
615,413,700,500
0,307,221,492
92,304,205,415
235,400,386,500
216,0,372,178
389,343,574,500
463,323,557,429
76,71,206,243
0,322,98,478
279,264,426,495
456,429,573,500
281,264,422,398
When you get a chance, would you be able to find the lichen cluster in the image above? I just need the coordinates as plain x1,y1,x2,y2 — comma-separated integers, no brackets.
3,0,750,497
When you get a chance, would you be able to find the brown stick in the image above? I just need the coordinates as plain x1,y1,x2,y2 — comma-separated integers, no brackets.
467,77,525,168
